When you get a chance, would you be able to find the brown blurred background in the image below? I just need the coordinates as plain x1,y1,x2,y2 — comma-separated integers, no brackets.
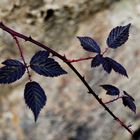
0,0,140,140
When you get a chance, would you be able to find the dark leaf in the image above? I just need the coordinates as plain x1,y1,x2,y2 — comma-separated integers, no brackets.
77,36,101,53
122,96,136,113
91,54,103,67
101,58,112,73
2,59,24,66
107,23,131,48
105,57,128,77
123,91,135,101
30,51,67,77
100,84,120,96
0,59,26,84
24,81,47,122
30,50,50,63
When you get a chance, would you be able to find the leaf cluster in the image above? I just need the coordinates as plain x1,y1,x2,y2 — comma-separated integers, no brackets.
77,24,131,77
100,85,136,113
0,51,67,121
0,23,136,123
77,24,136,113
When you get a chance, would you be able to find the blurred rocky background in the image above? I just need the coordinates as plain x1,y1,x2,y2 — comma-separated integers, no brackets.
0,0,140,140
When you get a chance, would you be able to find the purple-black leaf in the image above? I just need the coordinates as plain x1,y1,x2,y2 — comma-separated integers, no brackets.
0,59,26,84
100,84,120,96
24,81,47,122
105,57,128,77
91,54,103,67
77,36,101,53
107,24,131,48
123,91,135,101
30,50,50,62
101,58,112,73
122,96,136,113
30,51,67,77
2,59,24,66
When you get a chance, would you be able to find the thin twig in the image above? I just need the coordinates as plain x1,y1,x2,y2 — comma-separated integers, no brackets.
66,56,95,63
66,47,109,63
104,95,123,104
13,36,32,82
0,21,133,135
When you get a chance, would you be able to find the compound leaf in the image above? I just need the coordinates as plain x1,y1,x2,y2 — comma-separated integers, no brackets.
91,54,103,67
30,51,67,77
100,84,120,96
0,59,26,84
24,81,47,122
105,57,128,77
122,96,136,113
77,36,101,53
107,24,131,48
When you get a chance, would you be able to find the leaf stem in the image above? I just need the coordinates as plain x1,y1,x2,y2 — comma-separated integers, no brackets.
66,56,95,63
0,21,133,135
66,47,109,63
13,36,32,82
102,47,109,55
104,95,123,104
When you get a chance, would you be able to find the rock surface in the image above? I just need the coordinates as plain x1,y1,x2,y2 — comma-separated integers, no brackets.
0,0,140,140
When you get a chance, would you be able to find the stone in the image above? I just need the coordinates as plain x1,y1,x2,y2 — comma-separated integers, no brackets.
0,0,140,140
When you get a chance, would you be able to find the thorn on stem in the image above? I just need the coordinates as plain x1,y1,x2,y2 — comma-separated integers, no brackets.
25,38,28,41
128,124,132,128
99,98,102,101
63,54,66,58
29,36,32,40
25,36,32,41
88,91,91,94
82,76,85,80
0,21,3,25
63,54,68,61
114,118,117,121
52,53,56,57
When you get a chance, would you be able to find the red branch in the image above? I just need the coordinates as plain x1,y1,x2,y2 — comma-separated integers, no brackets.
13,36,32,82
0,21,133,135
66,56,95,63
104,95,123,104
66,47,109,63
